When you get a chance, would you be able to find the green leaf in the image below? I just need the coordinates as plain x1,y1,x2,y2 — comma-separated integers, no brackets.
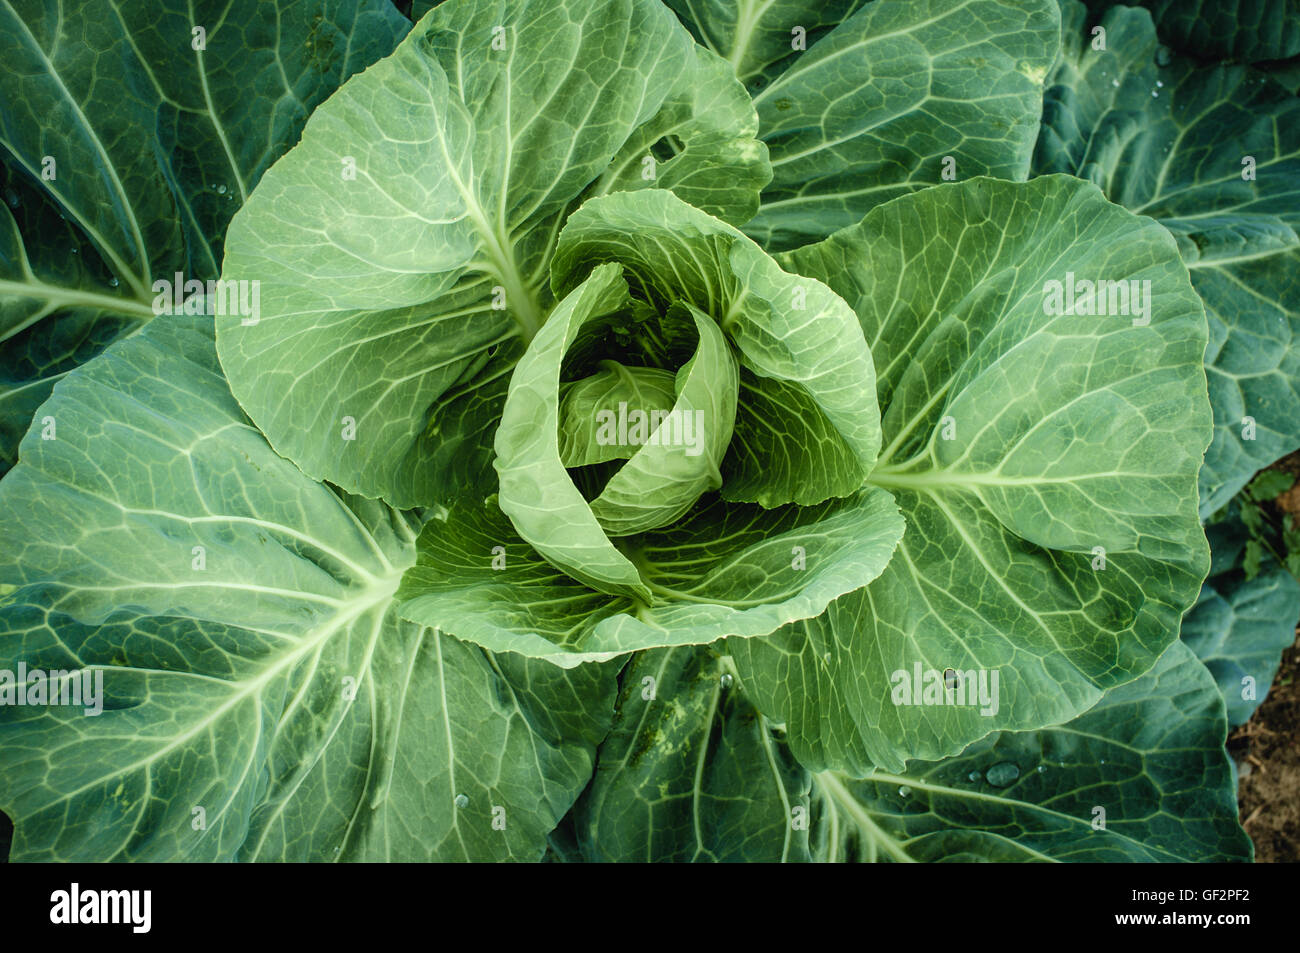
558,363,678,466
395,486,904,666
1184,507,1300,726
587,305,740,536
553,188,882,506
0,313,615,861
493,263,653,598
0,161,143,473
740,0,1060,250
215,0,769,508
1239,499,1265,535
0,0,408,476
1081,0,1300,62
748,175,1211,773
806,642,1251,861
1243,539,1265,580
1035,0,1300,516
662,0,868,90
1246,468,1296,501
566,641,1249,861
572,647,811,862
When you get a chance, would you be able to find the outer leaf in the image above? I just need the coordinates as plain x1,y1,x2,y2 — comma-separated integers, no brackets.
395,486,904,666
1182,504,1300,726
1081,0,1300,62
747,175,1211,772
807,642,1251,861
553,188,881,506
741,0,1060,250
0,314,615,861
0,161,144,473
572,648,811,862
0,0,409,475
663,0,867,90
215,0,769,508
564,641,1249,861
1036,0,1300,515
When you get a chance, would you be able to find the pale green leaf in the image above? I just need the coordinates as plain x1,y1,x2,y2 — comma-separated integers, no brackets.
215,0,769,507
1036,0,1300,515
553,188,881,506
395,486,904,666
742,0,1060,250
748,175,1211,772
0,313,615,861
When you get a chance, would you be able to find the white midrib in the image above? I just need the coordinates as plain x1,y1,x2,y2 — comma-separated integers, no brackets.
0,278,154,330
865,467,1134,490
814,771,915,863
429,106,542,340
44,572,404,809
727,0,778,79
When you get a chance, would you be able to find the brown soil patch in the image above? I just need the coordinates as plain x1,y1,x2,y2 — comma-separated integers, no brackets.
1230,631,1300,862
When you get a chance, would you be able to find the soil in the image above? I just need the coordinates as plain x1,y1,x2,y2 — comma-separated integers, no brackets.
1230,632,1300,863
1229,450,1300,863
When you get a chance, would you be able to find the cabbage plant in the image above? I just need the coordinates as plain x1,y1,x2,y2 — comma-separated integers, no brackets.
0,0,1291,862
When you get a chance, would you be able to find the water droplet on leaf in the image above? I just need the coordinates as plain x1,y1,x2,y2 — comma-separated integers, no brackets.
985,761,1020,787
719,673,733,689
968,770,981,782
454,793,468,809
898,785,912,798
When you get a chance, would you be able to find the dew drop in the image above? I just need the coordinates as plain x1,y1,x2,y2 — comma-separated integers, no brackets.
1155,79,1164,88
108,277,119,288
1037,765,1046,773
1111,78,1120,87
719,673,733,690
985,761,1020,787
967,770,981,782
1155,45,1172,67
1151,89,1159,97
70,247,78,254
454,793,468,809
898,785,912,798
216,184,227,194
